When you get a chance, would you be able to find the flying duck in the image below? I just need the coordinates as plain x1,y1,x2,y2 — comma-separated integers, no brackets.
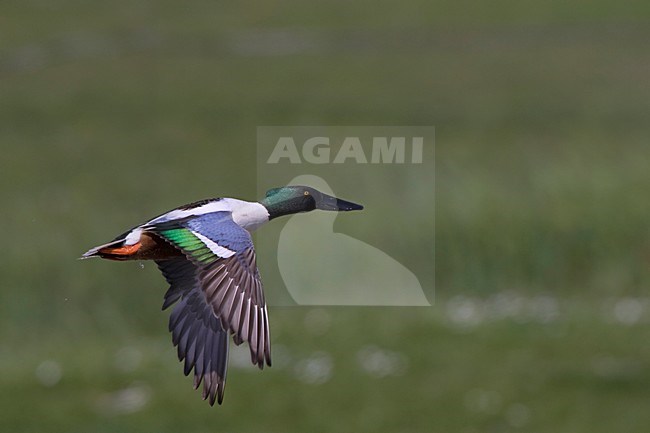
81,186,363,405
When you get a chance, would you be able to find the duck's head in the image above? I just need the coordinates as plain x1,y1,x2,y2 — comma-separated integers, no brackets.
261,185,363,220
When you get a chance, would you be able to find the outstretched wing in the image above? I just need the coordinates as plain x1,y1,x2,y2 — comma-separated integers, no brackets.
152,211,271,403
157,258,229,405
197,247,271,367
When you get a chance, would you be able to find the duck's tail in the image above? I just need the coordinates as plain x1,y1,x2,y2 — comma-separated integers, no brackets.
81,227,144,261
81,228,181,261
80,238,142,261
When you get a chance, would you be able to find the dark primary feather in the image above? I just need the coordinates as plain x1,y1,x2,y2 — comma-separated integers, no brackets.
198,249,271,368
157,258,229,405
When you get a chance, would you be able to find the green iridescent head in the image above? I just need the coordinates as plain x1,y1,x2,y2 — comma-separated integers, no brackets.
260,185,363,220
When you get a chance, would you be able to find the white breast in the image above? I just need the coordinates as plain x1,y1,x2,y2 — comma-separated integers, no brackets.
226,199,270,231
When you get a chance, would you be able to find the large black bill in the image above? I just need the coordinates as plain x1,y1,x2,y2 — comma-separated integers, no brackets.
317,193,364,211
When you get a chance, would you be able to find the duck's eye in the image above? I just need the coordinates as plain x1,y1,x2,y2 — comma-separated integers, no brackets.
303,191,310,196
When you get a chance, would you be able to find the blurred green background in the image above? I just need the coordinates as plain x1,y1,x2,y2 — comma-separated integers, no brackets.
2,1,650,432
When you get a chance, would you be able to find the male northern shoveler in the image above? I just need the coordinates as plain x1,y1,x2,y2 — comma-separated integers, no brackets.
82,186,363,405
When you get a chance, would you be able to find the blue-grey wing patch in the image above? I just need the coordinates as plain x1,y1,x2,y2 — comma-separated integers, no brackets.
187,211,254,254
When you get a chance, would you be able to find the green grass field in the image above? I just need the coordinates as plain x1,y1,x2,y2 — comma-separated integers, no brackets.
2,1,650,432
